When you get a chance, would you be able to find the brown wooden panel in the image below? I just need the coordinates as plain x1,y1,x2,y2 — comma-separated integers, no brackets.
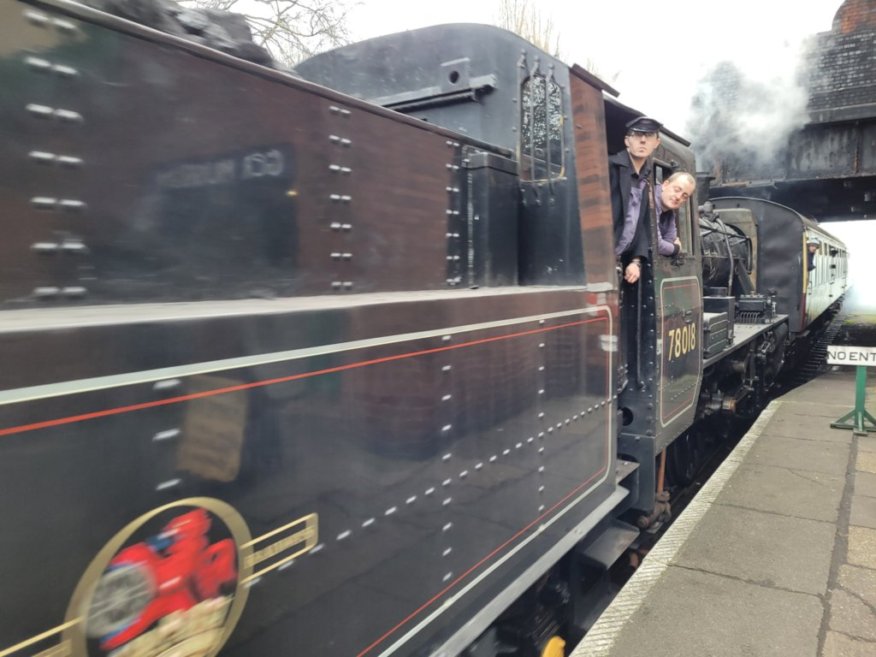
0,11,470,305
569,74,616,287
348,105,455,291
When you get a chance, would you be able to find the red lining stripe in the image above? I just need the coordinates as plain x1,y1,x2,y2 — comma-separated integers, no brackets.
4,312,613,655
356,463,609,657
358,314,613,656
663,383,701,419
660,279,701,422
0,317,605,438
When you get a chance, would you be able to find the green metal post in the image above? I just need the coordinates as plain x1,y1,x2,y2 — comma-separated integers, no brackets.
831,365,876,435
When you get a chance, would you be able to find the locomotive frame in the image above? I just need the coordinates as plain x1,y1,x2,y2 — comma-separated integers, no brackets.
0,3,848,657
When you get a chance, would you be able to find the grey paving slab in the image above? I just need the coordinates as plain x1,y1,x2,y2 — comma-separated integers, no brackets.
746,434,851,476
605,567,822,657
783,387,858,405
719,463,845,522
848,526,876,570
829,589,876,641
850,495,876,530
822,632,876,657
761,412,855,443
782,400,858,418
571,375,876,657
854,472,876,498
858,452,876,475
782,372,857,404
838,565,876,609
672,505,834,595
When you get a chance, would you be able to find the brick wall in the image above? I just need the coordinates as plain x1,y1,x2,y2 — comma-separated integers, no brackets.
807,0,876,118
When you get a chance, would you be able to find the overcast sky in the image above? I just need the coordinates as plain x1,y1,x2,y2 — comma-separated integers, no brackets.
347,0,842,134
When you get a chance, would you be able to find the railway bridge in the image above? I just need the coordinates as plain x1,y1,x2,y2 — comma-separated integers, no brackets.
711,0,876,223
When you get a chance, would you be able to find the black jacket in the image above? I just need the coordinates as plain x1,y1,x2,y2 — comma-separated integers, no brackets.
609,150,652,261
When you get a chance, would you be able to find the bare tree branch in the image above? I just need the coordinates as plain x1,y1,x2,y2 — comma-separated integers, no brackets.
496,0,608,78
497,0,562,59
182,0,355,66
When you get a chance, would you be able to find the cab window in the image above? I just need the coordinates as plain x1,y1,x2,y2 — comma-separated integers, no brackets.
519,73,564,181
654,165,693,256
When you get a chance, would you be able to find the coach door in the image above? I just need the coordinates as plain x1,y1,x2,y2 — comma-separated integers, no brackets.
652,163,702,451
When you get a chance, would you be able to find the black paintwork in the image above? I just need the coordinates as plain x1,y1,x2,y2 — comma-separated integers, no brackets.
0,2,851,656
0,4,617,657
1,291,615,656
298,24,587,286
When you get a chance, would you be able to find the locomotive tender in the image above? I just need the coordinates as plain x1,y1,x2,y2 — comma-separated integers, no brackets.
0,3,848,657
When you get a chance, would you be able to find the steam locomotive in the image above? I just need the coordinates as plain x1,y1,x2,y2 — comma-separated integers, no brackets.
0,3,848,657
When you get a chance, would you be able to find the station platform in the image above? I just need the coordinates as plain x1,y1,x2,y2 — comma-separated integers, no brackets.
571,366,876,657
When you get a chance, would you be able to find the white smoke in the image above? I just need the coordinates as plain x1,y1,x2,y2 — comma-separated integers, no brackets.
686,37,816,178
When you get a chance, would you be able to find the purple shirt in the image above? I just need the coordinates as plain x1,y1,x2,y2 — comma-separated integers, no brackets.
654,185,679,257
615,175,648,256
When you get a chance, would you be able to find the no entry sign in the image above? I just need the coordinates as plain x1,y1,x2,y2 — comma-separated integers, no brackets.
827,346,876,366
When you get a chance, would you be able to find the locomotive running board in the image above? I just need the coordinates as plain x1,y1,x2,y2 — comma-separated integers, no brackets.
578,519,640,570
615,459,639,484
427,486,630,657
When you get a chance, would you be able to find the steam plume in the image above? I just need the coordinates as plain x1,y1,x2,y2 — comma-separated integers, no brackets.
686,42,814,180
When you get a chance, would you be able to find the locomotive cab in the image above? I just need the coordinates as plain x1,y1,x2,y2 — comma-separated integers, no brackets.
603,98,704,514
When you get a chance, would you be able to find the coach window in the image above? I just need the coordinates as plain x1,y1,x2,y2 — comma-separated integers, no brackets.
519,73,564,181
818,244,825,283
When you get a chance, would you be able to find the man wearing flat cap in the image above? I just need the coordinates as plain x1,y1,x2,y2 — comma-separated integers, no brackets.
609,116,662,284
807,237,819,272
